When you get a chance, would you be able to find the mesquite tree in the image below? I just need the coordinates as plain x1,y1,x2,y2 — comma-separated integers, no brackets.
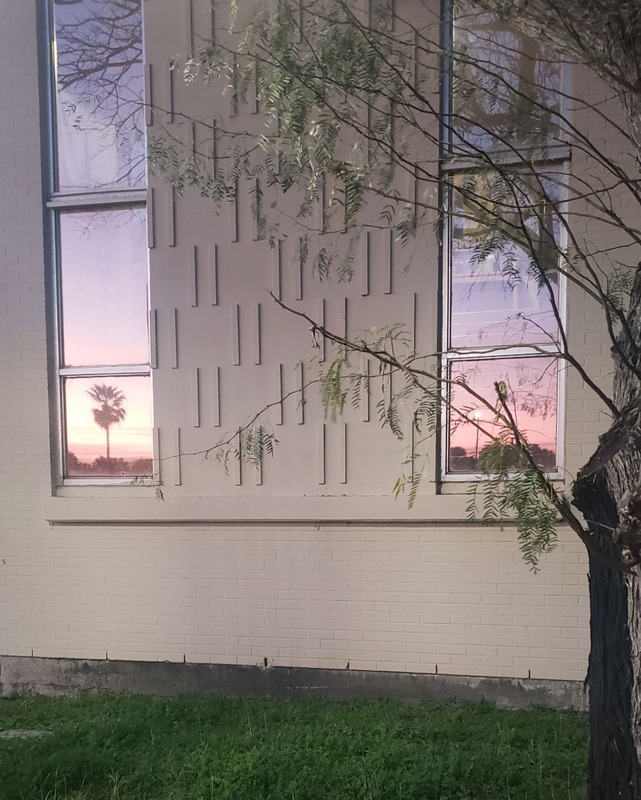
149,0,641,796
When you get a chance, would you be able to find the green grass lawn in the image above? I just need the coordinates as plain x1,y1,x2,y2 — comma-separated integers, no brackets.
0,693,586,800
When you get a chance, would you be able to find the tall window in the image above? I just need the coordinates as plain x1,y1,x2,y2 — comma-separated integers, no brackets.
48,0,152,480
443,1,566,476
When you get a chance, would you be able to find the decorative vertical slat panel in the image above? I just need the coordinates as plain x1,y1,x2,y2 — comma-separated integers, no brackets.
212,366,221,427
362,358,371,422
255,453,263,486
191,367,200,427
152,427,161,483
272,240,282,300
168,187,176,247
254,303,262,365
318,424,326,485
276,364,284,425
147,188,155,248
149,309,158,369
172,428,182,486
190,121,197,159
297,362,305,424
190,246,198,307
210,243,219,305
230,53,238,116
171,308,179,369
340,422,348,484
234,427,242,486
210,0,216,40
342,296,349,339
360,230,370,296
231,304,241,365
144,64,153,126
229,182,238,242
295,237,304,300
167,64,175,123
384,228,393,294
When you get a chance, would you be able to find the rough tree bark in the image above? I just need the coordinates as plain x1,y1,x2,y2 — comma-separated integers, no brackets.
573,267,641,799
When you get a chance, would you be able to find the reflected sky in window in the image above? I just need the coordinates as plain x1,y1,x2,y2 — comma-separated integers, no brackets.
60,208,148,367
53,0,145,190
65,375,152,476
448,357,558,472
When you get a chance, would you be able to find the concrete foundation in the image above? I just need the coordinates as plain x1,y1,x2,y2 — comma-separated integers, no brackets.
0,656,587,710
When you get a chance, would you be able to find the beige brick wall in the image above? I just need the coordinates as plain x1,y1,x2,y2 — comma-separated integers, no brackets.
0,0,604,685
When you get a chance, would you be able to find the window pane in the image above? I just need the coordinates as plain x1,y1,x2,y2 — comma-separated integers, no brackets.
450,171,560,348
60,208,149,367
452,2,562,153
448,357,558,473
65,376,153,477
53,0,145,190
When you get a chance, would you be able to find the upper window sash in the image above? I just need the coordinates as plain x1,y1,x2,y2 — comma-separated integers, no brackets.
51,0,146,192
448,0,564,158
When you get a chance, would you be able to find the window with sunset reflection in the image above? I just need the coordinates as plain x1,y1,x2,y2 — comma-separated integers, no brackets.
49,0,152,480
443,2,565,476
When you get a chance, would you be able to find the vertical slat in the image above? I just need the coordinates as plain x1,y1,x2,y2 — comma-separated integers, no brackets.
297,362,305,424
318,299,326,362
342,296,349,339
272,240,282,300
252,58,260,114
149,309,158,369
255,450,263,486
384,228,393,294
191,121,197,160
234,427,242,486
295,237,304,300
147,188,155,248
411,291,417,351
318,424,326,485
253,177,264,240
171,308,179,369
340,422,348,484
168,187,176,248
276,364,284,425
168,64,175,124
360,230,370,296
212,366,221,427
190,245,198,307
316,175,326,234
172,428,182,486
212,119,219,178
145,64,153,126
210,243,219,306
191,367,200,428
229,182,238,242
254,303,262,365
362,358,371,422
232,304,241,365
152,427,161,483
185,0,193,58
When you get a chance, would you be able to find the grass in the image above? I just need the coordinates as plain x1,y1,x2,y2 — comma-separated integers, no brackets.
0,693,587,800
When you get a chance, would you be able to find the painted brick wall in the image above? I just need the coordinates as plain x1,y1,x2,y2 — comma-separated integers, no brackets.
0,0,610,686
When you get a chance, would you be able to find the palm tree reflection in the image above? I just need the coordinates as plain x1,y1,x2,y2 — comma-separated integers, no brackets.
87,383,126,462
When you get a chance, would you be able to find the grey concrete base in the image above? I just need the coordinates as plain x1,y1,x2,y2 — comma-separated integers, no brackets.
0,655,587,710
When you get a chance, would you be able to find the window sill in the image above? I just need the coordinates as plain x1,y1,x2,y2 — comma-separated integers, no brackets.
44,492,481,525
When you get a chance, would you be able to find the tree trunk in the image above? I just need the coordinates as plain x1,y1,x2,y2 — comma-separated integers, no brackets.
574,473,641,799
572,266,641,798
